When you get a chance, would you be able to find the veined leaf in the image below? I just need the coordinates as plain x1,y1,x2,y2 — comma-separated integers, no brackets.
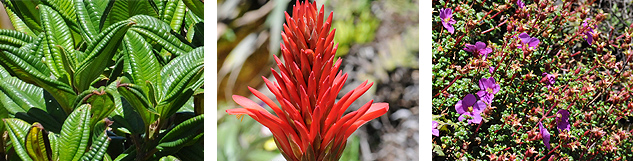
82,88,116,128
160,0,186,32
101,0,158,30
3,0,42,34
25,123,52,161
75,20,133,92
59,104,91,161
0,44,76,114
4,118,34,161
157,114,203,151
182,0,204,19
116,82,158,128
80,126,110,161
0,29,34,47
4,6,36,37
129,15,193,56
0,77,44,114
123,30,161,90
157,47,203,119
39,5,74,81
48,132,59,161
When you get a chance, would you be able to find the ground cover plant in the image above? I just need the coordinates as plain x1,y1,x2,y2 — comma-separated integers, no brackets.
0,0,204,160
433,0,633,160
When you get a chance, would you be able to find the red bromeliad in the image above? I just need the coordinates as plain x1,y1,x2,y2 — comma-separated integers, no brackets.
225,1,389,160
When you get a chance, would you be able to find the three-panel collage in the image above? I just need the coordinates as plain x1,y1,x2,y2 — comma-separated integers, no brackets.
3,0,633,160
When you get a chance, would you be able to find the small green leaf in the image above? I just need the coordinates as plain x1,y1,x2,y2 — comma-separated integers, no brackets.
4,118,34,161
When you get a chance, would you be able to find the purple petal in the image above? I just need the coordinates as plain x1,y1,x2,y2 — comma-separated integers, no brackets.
583,18,590,27
585,31,593,44
517,0,525,8
476,90,487,99
432,121,440,136
464,44,476,53
473,100,486,114
480,48,492,57
557,110,571,132
540,122,551,150
469,114,482,124
455,100,465,114
440,9,447,19
489,66,495,74
446,25,455,34
458,114,466,122
463,94,477,107
478,78,487,89
448,18,456,24
519,33,531,43
528,38,540,49
475,41,487,50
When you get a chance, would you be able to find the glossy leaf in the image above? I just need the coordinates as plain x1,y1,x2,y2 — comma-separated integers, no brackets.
122,30,161,91
59,104,91,161
74,20,133,92
182,0,203,19
4,118,34,161
157,47,203,120
39,5,73,81
157,114,203,151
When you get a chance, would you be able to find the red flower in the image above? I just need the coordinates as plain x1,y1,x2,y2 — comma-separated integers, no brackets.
226,1,389,160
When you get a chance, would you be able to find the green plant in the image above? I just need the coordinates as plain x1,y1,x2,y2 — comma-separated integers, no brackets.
0,0,204,160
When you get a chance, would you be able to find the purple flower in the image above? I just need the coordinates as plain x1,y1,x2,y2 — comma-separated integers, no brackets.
517,0,525,9
463,41,493,60
476,77,500,105
489,66,495,74
517,33,540,50
542,72,556,88
583,18,595,44
440,8,457,34
432,121,440,136
556,110,570,132
539,122,551,150
455,94,485,124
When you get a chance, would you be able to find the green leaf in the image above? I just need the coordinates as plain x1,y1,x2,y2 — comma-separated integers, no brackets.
113,147,136,161
160,0,186,32
76,88,116,128
3,0,42,34
74,20,133,92
39,5,74,81
48,133,59,160
123,30,161,90
157,47,203,120
80,128,110,161
116,82,157,128
182,0,204,19
158,155,179,161
0,29,34,47
25,123,52,161
4,118,34,161
4,6,36,37
128,15,193,57
0,44,76,114
59,104,91,161
0,77,44,114
157,114,203,151
101,0,158,30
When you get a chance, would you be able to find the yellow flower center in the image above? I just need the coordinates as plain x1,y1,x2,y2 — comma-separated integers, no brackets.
486,88,494,94
444,18,451,23
468,106,474,112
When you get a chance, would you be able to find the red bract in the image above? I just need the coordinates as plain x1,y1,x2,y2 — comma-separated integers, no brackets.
225,1,389,160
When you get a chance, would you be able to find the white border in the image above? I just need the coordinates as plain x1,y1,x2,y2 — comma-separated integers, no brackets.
420,0,431,160
206,0,218,160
